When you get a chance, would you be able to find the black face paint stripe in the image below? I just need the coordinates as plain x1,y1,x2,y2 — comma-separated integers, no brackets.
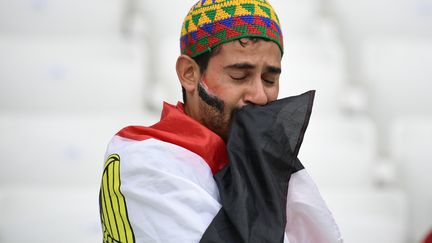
198,82,225,113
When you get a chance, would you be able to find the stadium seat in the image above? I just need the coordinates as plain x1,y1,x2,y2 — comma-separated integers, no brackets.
328,0,432,37
279,24,348,115
0,0,123,36
299,114,377,189
390,117,432,242
361,37,432,119
0,111,158,186
152,36,183,107
359,37,432,171
322,188,407,243
141,0,201,36
0,36,148,113
0,186,101,243
271,0,322,34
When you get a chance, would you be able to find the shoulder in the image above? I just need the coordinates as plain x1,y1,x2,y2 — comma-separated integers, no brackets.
104,134,219,199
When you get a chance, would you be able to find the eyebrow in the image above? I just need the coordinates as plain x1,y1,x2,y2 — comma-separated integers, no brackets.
224,62,281,74
266,66,282,74
224,63,255,70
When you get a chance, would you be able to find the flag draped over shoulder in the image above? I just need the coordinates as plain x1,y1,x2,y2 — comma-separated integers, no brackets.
99,91,342,243
201,91,341,243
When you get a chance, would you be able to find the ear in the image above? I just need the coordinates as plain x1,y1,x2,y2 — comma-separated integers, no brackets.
176,55,201,93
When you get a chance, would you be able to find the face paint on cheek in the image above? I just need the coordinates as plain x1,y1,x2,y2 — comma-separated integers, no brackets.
198,80,225,113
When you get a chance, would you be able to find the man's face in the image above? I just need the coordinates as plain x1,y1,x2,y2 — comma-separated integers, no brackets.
189,39,282,141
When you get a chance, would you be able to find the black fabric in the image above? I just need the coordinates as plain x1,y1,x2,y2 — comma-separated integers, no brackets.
200,91,316,243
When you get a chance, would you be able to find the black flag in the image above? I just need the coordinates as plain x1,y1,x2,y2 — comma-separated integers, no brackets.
201,91,315,243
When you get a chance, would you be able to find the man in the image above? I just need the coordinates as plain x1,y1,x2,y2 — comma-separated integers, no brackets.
99,0,342,242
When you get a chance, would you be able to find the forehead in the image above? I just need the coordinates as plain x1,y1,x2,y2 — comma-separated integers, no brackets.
209,39,282,67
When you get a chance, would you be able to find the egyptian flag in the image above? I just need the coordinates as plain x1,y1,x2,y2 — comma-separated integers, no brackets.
99,91,341,243
201,91,342,243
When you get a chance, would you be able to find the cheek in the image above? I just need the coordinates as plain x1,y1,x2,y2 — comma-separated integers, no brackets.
202,77,219,95
266,86,280,101
205,84,242,109
203,76,231,98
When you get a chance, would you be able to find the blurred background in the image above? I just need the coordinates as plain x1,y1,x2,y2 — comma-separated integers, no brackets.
0,0,431,242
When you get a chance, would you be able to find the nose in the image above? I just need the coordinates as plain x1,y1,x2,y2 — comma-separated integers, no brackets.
243,80,268,105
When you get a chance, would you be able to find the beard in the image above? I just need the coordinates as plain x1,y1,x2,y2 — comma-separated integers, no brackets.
197,82,238,141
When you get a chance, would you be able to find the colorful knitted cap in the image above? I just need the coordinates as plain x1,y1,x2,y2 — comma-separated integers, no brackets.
180,0,283,57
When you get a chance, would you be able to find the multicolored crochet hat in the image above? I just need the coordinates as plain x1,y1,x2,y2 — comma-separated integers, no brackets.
180,0,283,57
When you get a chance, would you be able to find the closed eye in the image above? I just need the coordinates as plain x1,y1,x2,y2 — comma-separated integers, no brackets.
230,75,247,80
262,74,278,86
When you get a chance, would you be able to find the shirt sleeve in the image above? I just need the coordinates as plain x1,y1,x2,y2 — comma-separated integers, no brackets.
99,137,222,243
